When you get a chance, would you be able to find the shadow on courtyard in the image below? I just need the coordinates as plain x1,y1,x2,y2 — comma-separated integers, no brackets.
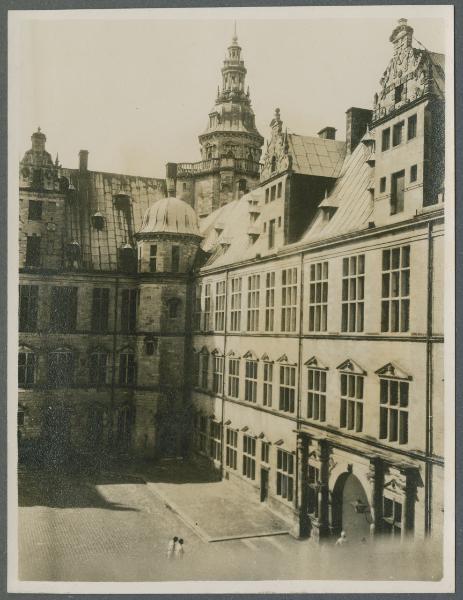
18,452,218,510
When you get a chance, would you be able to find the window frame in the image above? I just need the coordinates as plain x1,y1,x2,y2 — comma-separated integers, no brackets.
247,274,260,332
308,262,328,332
341,254,365,333
381,246,410,333
279,364,296,413
276,449,294,502
18,349,36,387
228,357,240,398
340,372,364,432
281,267,298,333
19,285,38,332
379,377,409,445
242,434,256,480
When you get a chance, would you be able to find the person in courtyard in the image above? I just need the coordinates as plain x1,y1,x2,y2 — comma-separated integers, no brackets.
167,536,178,559
335,531,348,546
175,538,185,560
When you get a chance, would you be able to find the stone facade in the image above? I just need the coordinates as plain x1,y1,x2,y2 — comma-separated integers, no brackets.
17,19,446,546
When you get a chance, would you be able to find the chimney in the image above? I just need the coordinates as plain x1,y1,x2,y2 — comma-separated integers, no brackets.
79,150,89,172
345,107,373,154
317,126,336,140
165,162,178,197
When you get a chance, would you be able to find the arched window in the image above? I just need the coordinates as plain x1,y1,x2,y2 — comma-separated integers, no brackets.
119,348,136,385
89,350,108,386
271,156,277,173
18,347,35,387
48,348,74,388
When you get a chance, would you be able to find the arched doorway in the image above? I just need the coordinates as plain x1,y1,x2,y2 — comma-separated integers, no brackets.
332,472,371,541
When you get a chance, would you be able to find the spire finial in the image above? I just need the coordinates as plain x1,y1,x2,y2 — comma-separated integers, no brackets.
232,20,238,43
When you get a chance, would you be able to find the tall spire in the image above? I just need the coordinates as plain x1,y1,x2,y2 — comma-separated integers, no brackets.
233,20,237,43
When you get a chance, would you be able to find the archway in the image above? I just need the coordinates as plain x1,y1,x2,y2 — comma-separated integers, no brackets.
332,472,371,542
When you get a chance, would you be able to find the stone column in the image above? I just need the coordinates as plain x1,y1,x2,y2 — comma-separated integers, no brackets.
294,433,309,538
366,456,384,536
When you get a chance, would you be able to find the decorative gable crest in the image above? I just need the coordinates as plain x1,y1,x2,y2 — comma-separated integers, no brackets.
226,349,239,357
375,362,412,380
211,348,224,356
199,345,209,355
260,108,292,182
276,353,296,365
261,352,272,362
304,356,329,370
243,350,258,360
336,358,366,375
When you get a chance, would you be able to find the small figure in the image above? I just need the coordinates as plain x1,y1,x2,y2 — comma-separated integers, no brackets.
175,538,185,560
335,531,348,546
167,536,178,559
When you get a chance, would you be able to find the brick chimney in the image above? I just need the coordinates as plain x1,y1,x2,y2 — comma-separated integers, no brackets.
345,107,372,154
79,149,89,172
317,126,336,140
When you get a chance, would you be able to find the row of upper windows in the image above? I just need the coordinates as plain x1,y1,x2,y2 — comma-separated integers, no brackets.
18,347,139,388
19,285,180,333
193,355,410,446
381,114,417,151
195,245,411,334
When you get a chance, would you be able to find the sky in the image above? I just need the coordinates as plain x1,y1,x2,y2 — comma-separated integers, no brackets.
10,7,450,178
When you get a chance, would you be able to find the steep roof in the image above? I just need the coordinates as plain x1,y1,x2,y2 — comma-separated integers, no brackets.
287,134,346,178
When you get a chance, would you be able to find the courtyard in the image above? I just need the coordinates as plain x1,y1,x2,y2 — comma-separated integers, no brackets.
17,458,442,582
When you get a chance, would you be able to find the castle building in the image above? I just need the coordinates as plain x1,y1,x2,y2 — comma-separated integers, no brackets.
167,29,264,218
18,20,446,543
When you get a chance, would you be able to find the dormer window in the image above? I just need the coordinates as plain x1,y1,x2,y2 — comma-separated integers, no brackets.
271,156,277,173
394,83,404,104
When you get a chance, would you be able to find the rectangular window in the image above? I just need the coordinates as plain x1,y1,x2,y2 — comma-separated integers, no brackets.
309,262,328,332
25,236,41,267
28,200,43,221
121,289,137,333
228,358,240,398
410,164,417,183
265,272,275,332
209,421,222,461
392,121,404,147
201,353,209,389
268,219,276,249
199,415,208,453
261,441,270,464
307,368,327,421
242,435,256,480
203,283,211,331
341,255,365,332
277,182,283,198
50,287,77,333
382,496,403,537
214,281,225,331
171,246,180,272
19,285,38,332
212,355,224,394
149,245,157,272
230,277,242,332
407,114,417,140
271,185,276,201
391,170,405,214
265,189,270,204
394,84,404,104
281,267,297,332
381,246,410,332
279,365,296,413
380,177,386,193
48,351,74,387
18,351,36,386
244,359,258,403
276,449,294,502
194,284,202,331
381,128,390,151
91,288,109,333
119,352,136,385
340,373,364,432
263,362,273,407
379,379,409,444
226,428,238,469
247,274,260,331
89,352,108,385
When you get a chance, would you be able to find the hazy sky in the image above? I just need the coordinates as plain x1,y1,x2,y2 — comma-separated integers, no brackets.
10,7,449,178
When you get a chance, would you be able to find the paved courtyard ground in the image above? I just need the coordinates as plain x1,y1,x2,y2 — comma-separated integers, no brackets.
17,459,442,582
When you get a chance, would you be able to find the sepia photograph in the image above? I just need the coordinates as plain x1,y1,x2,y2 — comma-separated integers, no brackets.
7,5,455,594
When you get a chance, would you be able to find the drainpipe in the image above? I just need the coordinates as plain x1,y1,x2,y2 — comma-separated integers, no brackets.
294,251,305,528
220,269,230,479
110,276,119,449
425,220,434,535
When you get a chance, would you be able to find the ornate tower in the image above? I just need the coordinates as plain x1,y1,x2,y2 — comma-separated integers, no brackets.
173,27,264,218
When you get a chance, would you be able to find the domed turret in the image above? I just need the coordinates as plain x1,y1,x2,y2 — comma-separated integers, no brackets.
138,196,200,237
136,197,202,274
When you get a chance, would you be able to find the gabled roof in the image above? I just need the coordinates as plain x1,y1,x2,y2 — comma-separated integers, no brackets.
287,134,346,178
